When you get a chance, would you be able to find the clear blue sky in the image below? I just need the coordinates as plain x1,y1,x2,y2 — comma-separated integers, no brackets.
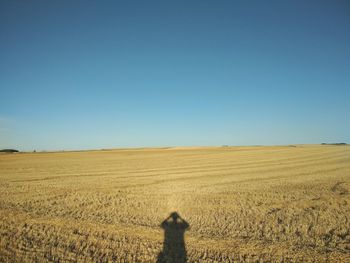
1,1,349,151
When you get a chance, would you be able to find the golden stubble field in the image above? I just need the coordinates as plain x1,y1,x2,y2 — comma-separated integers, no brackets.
0,145,349,262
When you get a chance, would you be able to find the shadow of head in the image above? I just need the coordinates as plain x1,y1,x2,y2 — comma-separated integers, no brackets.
157,212,189,263
169,212,180,222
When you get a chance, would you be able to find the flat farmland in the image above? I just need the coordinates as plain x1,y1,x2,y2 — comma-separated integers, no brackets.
0,145,349,262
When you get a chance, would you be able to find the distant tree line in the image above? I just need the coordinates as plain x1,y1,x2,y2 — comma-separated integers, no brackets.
0,149,19,153
321,143,347,145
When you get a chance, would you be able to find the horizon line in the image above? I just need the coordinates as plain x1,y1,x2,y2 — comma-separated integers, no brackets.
1,143,348,153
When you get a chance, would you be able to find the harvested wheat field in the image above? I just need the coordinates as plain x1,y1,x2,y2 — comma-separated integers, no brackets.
0,145,349,262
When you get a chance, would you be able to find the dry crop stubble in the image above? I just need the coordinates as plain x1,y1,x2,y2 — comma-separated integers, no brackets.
0,145,349,262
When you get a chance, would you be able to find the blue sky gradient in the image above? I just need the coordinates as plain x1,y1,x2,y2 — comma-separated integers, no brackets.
1,1,349,150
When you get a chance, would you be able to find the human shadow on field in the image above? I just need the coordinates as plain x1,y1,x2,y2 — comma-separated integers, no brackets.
157,212,189,263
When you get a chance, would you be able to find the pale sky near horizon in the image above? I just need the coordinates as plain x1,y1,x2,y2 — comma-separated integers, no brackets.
1,1,349,151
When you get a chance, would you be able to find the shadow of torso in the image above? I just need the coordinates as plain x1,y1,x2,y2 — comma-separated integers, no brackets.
157,213,189,263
